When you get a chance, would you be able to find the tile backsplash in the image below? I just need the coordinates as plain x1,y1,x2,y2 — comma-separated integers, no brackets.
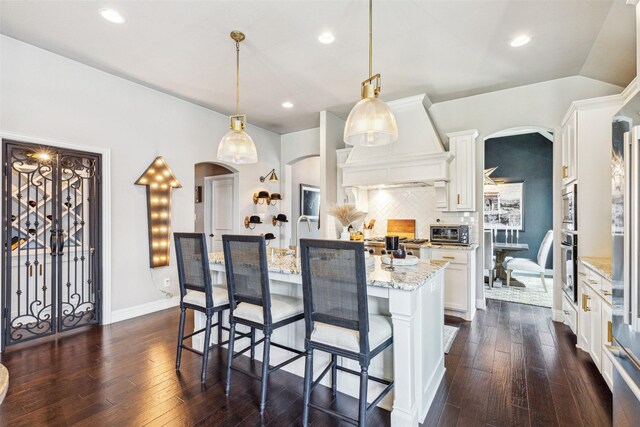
365,186,479,243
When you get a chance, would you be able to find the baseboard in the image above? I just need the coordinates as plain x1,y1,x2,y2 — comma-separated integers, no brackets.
111,296,180,324
552,309,564,322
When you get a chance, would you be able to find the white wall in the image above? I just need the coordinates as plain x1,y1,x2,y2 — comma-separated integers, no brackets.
320,111,345,239
280,127,320,247
429,76,623,314
0,35,281,316
290,156,321,243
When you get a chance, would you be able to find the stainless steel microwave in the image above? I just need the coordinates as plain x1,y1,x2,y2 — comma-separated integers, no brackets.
561,184,577,231
430,224,471,245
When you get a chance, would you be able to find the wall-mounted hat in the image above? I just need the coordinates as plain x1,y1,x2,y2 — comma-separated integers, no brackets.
269,193,282,201
275,213,288,222
245,215,263,229
264,232,276,240
249,215,262,224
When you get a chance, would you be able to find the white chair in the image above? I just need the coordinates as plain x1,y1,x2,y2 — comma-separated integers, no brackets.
483,230,495,287
505,230,553,291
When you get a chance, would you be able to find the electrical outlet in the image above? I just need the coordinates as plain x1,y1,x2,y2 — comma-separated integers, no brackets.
163,278,171,288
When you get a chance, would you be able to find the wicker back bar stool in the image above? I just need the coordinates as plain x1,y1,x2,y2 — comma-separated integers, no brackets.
299,238,394,427
221,234,305,412
174,232,231,383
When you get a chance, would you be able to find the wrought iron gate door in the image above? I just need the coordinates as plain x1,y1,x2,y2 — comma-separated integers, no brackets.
2,140,102,346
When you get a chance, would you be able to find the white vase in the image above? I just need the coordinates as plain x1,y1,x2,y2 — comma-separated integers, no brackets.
340,226,350,241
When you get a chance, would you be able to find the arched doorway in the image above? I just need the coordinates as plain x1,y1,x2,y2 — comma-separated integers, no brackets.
481,127,555,309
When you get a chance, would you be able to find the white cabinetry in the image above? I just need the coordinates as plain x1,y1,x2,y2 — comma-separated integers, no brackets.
431,247,477,321
447,130,478,212
561,110,578,186
576,259,613,391
562,294,577,334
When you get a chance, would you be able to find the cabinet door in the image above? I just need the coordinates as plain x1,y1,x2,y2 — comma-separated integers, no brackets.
448,131,476,211
589,288,602,370
578,282,591,351
443,264,468,312
601,302,613,390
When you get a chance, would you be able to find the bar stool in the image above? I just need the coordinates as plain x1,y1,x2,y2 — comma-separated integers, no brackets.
174,233,231,383
299,238,394,427
222,234,305,412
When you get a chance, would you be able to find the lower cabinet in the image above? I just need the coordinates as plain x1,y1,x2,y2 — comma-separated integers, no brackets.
431,248,477,321
576,262,613,391
562,294,577,334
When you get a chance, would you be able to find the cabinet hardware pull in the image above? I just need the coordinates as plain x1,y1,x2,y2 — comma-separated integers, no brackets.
582,294,591,312
457,194,461,205
29,265,33,277
608,321,613,344
588,279,599,284
603,290,612,296
442,256,455,260
562,165,568,178
578,272,587,276
39,264,43,276
563,310,570,315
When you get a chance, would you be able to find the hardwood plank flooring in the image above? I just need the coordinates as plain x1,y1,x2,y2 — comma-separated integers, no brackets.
0,299,611,426
426,299,612,427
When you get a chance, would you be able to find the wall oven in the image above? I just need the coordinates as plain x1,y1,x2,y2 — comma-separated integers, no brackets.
561,231,578,302
561,184,577,231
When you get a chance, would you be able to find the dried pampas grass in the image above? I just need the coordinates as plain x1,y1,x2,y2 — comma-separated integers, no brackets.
328,203,366,227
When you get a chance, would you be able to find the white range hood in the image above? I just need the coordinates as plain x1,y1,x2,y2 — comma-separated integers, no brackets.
339,94,452,188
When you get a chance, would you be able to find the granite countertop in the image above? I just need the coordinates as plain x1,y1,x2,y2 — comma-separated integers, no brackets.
421,243,479,251
579,256,613,281
209,252,448,292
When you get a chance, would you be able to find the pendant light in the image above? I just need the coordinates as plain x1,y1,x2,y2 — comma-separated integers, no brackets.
344,0,398,147
217,31,258,164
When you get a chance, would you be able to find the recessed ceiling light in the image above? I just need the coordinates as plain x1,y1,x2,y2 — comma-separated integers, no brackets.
282,101,294,109
510,35,530,47
318,32,335,44
99,8,126,24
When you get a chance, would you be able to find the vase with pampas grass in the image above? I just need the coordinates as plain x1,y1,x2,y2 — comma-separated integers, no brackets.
327,203,366,240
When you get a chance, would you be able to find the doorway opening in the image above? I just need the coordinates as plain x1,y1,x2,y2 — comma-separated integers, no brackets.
284,155,321,248
2,139,103,347
482,128,554,308
194,162,237,253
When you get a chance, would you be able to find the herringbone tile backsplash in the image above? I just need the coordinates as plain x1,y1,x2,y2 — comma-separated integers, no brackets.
366,186,479,242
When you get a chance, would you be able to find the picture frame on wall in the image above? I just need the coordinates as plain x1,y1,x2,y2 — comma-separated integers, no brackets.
300,184,320,221
483,181,524,231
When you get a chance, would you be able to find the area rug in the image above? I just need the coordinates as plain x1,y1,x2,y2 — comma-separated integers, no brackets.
484,272,553,308
444,325,459,354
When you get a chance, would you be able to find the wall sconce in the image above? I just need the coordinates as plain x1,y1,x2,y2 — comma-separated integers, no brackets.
244,215,262,230
259,169,279,183
272,213,288,226
135,156,182,268
253,191,270,205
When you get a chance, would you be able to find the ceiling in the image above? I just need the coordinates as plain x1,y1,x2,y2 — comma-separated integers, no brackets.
0,0,636,134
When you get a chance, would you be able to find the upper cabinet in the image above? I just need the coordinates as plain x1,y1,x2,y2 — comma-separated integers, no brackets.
561,110,578,186
447,130,478,212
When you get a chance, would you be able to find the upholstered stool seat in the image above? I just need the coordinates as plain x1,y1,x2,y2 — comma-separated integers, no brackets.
311,314,392,353
233,294,303,324
183,286,229,307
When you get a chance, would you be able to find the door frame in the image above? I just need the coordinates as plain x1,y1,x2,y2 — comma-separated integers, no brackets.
0,131,112,351
203,173,239,249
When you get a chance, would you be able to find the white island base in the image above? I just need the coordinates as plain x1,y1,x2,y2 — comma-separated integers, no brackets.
195,256,446,426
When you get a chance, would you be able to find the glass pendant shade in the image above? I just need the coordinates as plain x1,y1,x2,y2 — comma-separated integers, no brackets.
344,96,398,147
217,128,258,164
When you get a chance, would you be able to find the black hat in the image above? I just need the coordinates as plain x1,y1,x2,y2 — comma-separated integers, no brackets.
256,191,270,199
264,232,276,240
249,215,262,224
274,213,288,222
269,193,282,201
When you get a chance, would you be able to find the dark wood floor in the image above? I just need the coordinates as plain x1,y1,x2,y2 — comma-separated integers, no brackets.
425,299,612,427
0,299,611,426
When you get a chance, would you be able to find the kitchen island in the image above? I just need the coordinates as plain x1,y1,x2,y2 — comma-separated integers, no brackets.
194,252,447,426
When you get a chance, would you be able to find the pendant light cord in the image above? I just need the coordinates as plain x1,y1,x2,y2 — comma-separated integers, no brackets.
369,0,373,78
235,40,240,116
